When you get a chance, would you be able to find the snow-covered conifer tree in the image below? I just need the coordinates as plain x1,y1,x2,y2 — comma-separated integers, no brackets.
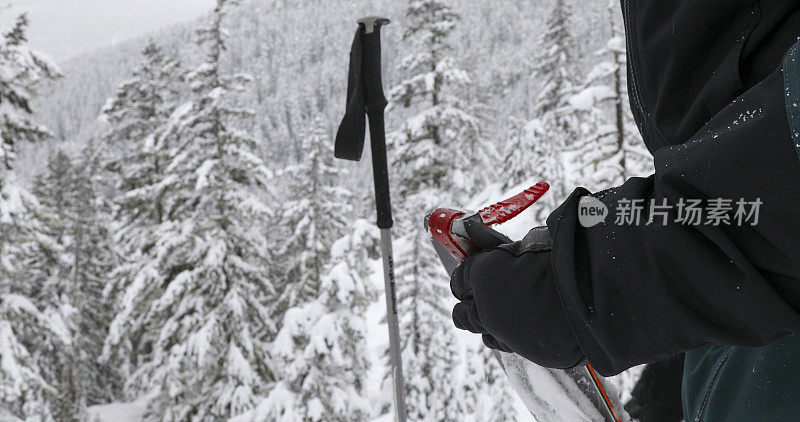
514,0,581,213
0,13,60,175
0,11,61,265
100,41,183,381
20,150,77,420
455,346,518,422
120,1,276,419
0,12,63,422
480,353,518,422
502,117,535,189
274,118,351,313
66,142,122,410
387,0,515,418
0,296,60,421
102,40,182,193
19,151,71,310
567,3,653,191
261,220,377,422
389,0,495,200
250,114,377,421
501,116,567,225
391,208,458,420
16,144,120,419
532,0,578,117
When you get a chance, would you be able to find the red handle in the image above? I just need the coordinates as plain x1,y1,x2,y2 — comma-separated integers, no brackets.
427,182,550,263
427,208,469,261
478,182,550,226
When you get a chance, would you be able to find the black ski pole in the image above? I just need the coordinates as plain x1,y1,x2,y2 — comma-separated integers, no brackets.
334,16,407,422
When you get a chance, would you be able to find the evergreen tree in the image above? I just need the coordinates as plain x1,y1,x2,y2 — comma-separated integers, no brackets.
0,11,62,285
19,151,71,310
476,350,518,422
0,295,59,421
262,220,377,422
274,118,351,313
102,40,182,198
501,116,566,223
567,3,653,192
502,117,534,189
17,145,120,420
100,41,183,382
531,121,569,222
387,0,513,418
254,116,375,421
119,1,276,419
21,151,76,420
389,0,495,200
532,0,578,117
392,207,456,420
0,13,60,174
509,0,581,215
66,143,122,411
0,12,62,422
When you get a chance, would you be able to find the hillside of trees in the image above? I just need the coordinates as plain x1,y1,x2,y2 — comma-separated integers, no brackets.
1,0,650,420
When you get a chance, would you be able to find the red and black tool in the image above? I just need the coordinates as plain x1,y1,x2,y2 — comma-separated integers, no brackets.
425,182,550,274
424,182,628,422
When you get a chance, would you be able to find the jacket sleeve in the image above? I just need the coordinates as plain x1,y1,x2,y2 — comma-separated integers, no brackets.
547,45,800,376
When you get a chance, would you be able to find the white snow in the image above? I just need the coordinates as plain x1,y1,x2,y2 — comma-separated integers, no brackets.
86,397,149,422
569,85,616,111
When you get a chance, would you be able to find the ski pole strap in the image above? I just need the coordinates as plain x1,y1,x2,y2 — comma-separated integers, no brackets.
334,27,367,162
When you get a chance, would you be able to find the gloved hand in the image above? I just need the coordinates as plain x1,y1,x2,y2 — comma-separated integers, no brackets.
450,220,585,369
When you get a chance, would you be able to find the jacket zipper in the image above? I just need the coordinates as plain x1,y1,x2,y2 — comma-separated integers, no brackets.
621,0,646,123
694,350,732,422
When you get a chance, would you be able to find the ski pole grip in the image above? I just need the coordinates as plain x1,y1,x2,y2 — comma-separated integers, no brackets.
360,17,393,229
369,113,393,229
360,17,389,113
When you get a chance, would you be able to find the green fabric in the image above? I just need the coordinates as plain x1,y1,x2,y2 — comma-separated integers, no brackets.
682,41,800,422
682,334,800,422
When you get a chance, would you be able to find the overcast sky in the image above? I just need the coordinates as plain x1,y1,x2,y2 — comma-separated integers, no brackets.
0,0,216,62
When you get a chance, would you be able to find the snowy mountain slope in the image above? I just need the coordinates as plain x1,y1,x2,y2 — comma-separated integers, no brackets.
29,0,608,172
5,0,646,419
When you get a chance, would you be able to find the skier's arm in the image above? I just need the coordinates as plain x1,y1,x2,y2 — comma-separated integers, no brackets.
546,52,800,375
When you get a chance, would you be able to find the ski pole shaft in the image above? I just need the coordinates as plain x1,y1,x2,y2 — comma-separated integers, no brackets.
367,104,406,422
379,228,406,422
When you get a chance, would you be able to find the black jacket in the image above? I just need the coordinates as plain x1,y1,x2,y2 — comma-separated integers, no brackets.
547,0,800,376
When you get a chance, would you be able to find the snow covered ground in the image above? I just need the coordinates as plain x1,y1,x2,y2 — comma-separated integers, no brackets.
86,398,148,422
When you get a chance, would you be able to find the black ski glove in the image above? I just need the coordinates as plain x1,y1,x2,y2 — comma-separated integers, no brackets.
450,220,585,369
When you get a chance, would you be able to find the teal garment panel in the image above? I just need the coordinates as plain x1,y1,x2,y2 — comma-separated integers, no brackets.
683,333,800,422
785,40,800,162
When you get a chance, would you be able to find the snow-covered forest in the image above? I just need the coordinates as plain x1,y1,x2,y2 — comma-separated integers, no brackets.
0,0,653,420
